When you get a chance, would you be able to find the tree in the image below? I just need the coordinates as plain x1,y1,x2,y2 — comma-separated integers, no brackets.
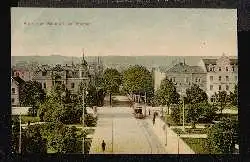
207,117,239,154
185,84,207,104
48,124,82,153
103,68,122,106
154,77,180,114
23,125,47,153
186,103,203,129
229,84,238,107
214,91,230,114
11,121,47,154
19,81,46,116
122,65,154,103
85,84,98,107
186,102,217,128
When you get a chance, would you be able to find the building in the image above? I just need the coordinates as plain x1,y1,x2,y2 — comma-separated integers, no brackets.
11,76,25,106
199,54,238,101
12,66,33,81
153,54,238,102
32,52,91,94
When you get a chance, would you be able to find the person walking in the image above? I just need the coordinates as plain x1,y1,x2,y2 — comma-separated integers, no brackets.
153,116,155,125
101,140,106,153
149,109,151,116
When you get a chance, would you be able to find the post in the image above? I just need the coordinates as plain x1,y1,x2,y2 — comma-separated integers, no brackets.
165,117,167,146
19,113,21,154
182,97,185,132
112,111,114,153
144,92,147,117
177,134,180,154
82,89,85,154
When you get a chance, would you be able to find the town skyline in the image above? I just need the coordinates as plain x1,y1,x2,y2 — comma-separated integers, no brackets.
12,8,237,57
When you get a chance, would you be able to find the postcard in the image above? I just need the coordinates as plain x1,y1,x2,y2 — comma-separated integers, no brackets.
11,8,238,154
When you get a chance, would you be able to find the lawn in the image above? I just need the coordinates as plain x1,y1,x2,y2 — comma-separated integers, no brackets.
182,138,210,154
172,128,208,134
12,115,40,124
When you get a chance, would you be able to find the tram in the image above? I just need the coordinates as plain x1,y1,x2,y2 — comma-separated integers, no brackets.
133,103,146,119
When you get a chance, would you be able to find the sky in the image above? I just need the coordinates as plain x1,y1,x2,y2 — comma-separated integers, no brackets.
11,8,237,57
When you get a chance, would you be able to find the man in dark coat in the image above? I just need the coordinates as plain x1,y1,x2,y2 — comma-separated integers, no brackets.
101,140,106,152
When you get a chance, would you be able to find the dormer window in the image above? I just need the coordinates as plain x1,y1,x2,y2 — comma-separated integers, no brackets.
42,71,47,76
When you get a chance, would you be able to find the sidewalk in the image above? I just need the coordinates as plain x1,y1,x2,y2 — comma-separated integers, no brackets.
145,116,195,154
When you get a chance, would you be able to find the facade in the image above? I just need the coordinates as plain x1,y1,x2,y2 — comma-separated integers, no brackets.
12,66,33,81
11,76,25,106
165,62,206,95
153,54,238,101
32,54,91,94
199,54,238,101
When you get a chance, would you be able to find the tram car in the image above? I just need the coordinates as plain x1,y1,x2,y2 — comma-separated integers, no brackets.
133,103,146,119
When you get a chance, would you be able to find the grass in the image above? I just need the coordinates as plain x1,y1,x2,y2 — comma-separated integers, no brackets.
172,128,208,134
47,147,57,154
182,138,210,154
12,115,40,124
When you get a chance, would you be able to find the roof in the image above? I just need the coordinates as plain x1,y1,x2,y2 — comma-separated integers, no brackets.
202,58,238,65
166,63,205,73
11,76,25,85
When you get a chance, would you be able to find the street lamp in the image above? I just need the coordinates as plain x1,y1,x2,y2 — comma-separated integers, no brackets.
81,78,88,154
19,113,21,154
181,89,186,132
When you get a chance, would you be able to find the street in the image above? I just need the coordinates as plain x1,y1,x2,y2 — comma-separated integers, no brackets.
89,95,166,154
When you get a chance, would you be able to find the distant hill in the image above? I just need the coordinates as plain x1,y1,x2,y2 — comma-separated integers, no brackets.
11,55,236,71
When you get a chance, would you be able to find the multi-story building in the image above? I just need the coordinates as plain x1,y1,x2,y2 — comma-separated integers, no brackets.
199,54,238,101
160,62,206,95
153,54,238,102
32,54,91,94
11,76,25,106
12,66,33,81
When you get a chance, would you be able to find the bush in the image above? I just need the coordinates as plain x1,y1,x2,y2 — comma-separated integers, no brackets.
207,117,239,154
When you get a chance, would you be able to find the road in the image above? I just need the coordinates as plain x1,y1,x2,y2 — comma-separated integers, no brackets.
89,95,166,154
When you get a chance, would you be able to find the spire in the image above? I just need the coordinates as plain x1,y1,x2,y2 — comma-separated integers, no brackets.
71,57,74,66
82,48,85,64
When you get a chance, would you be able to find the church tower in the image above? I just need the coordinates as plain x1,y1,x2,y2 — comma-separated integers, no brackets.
79,48,89,78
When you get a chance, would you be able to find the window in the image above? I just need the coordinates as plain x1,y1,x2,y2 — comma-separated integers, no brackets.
226,76,229,81
219,85,222,91
12,98,15,103
195,78,198,82
226,85,229,91
81,72,84,77
12,88,15,94
42,71,47,76
232,66,235,71
71,83,75,88
210,76,213,81
44,83,46,89
210,85,213,90
219,67,221,71
226,67,229,71
219,76,221,81
198,78,201,82
235,76,237,81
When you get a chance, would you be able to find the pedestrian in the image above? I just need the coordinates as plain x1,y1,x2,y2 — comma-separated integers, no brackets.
149,109,150,115
101,140,106,153
153,117,155,125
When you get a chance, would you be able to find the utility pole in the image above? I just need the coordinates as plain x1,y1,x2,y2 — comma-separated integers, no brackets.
82,87,85,154
177,133,180,154
19,113,21,154
165,119,167,146
182,96,185,132
144,92,146,117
